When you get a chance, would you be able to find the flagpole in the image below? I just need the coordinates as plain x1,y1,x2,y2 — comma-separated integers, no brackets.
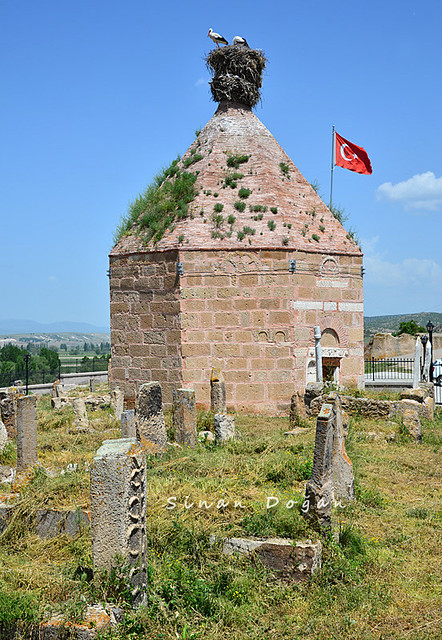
329,125,335,210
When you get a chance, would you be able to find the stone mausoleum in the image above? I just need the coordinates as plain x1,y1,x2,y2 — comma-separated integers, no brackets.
109,46,364,414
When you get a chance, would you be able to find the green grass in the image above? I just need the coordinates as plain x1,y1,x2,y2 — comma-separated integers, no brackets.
0,393,441,639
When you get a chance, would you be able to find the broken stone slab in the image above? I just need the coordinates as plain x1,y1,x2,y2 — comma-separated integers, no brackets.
136,382,168,454
210,368,226,413
284,427,309,436
217,536,322,582
0,504,91,538
89,377,96,393
90,438,147,607
214,413,235,442
40,604,116,639
84,395,111,411
121,409,136,438
36,509,91,538
401,388,426,402
173,388,197,447
198,430,215,442
16,395,38,471
422,396,434,420
111,387,124,421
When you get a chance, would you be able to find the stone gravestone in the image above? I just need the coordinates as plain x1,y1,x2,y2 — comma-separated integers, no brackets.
16,395,38,471
90,377,96,393
0,389,18,438
173,388,197,447
72,397,89,432
214,413,235,443
135,382,168,454
289,391,307,429
328,392,354,501
0,420,8,454
121,410,136,439
90,438,147,607
303,393,354,532
111,387,124,422
52,380,60,398
210,368,226,413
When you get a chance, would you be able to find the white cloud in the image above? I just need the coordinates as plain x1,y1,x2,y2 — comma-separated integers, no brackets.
376,171,442,211
194,77,207,88
47,275,58,282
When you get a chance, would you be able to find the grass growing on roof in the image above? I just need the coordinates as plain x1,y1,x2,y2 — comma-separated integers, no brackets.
113,157,199,246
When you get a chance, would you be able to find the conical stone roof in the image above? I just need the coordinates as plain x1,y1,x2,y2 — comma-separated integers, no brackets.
112,101,361,257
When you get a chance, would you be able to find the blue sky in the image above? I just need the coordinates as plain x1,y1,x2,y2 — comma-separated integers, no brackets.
1,0,441,328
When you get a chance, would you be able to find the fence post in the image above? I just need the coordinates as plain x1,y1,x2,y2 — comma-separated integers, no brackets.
372,357,375,381
42,369,45,384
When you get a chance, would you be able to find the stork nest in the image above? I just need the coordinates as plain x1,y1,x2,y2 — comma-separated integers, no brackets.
206,45,267,108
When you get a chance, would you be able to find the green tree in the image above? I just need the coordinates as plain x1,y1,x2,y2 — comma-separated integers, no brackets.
39,347,60,371
393,320,425,337
60,343,67,351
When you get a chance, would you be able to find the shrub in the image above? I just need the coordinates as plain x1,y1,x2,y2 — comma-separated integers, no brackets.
270,207,278,214
213,203,224,213
224,172,244,188
312,233,320,242
267,220,276,231
227,154,250,169
238,188,251,199
279,162,289,177
227,215,236,225
234,201,246,212
183,153,203,168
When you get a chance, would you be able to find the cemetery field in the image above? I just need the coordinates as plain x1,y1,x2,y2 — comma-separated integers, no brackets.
0,389,441,639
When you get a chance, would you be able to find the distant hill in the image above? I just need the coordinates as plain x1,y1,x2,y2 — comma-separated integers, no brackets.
0,319,110,335
364,312,442,342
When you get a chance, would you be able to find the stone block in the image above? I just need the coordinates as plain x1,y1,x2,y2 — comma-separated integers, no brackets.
214,413,235,442
135,382,168,454
173,388,197,447
16,395,38,471
90,438,147,607
121,410,136,438
35,509,91,538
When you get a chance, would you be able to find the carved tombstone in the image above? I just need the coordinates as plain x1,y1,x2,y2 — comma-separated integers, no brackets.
90,438,147,607
210,368,226,414
135,382,168,454
303,393,354,532
16,395,38,470
173,388,197,447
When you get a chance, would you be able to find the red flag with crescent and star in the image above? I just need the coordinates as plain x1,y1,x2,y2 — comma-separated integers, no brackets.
334,132,372,175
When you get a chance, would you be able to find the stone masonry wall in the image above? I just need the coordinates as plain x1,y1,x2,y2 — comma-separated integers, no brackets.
109,250,182,407
179,249,363,414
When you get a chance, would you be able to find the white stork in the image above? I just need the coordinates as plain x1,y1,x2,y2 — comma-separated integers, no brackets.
233,35,249,47
208,28,228,47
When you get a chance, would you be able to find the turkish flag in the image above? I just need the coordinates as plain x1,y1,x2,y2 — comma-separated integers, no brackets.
335,132,372,175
